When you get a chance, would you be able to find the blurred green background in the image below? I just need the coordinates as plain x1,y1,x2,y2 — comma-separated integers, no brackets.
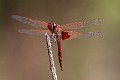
0,0,120,80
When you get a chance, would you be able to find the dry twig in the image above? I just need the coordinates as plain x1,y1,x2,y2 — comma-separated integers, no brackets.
45,33,58,80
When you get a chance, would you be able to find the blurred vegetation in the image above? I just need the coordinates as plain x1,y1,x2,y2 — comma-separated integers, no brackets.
0,0,120,80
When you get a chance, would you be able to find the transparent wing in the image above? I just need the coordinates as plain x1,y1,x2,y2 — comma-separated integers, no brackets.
19,29,51,36
64,31,103,40
12,15,48,28
18,29,55,48
61,18,104,29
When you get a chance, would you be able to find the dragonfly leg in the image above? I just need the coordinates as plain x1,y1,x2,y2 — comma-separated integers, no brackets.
51,33,57,43
50,34,57,46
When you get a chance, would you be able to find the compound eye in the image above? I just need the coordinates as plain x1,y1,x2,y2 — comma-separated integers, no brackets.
52,24,57,30
53,23,57,27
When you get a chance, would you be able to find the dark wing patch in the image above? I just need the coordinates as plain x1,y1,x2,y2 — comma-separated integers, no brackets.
62,31,103,40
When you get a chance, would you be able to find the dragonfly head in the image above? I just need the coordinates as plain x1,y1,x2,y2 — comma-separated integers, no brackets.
48,22,57,31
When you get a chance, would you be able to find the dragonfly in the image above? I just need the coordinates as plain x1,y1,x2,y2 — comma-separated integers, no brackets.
12,15,103,71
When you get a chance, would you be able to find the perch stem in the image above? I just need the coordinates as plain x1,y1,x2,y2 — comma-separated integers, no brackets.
45,33,58,80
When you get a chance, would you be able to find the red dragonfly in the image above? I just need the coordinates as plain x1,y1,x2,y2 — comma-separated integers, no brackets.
12,15,103,71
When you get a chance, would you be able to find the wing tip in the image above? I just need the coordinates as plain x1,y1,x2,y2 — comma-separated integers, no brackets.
18,29,25,33
92,18,104,25
84,18,104,26
86,32,104,38
11,15,18,19
97,18,104,23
